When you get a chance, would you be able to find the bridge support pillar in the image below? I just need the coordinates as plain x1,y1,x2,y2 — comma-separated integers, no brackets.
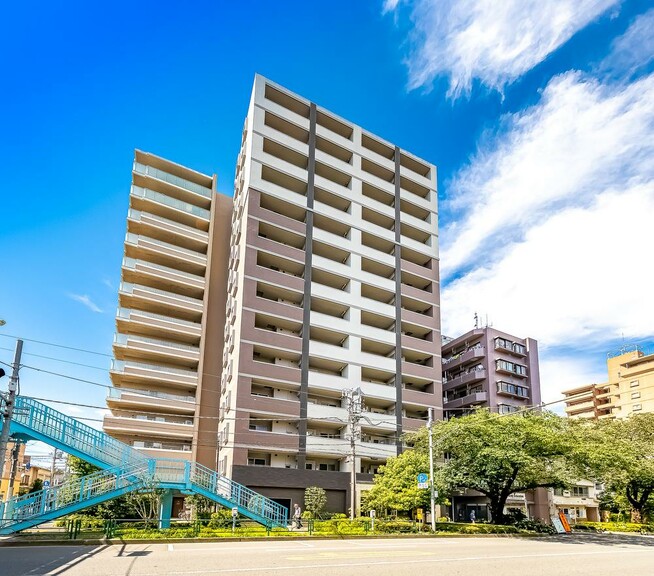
158,490,173,529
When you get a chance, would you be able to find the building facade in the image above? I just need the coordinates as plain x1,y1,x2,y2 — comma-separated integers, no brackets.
441,327,541,419
219,76,440,511
103,150,232,469
562,347,654,420
441,326,547,521
552,481,601,522
105,76,441,513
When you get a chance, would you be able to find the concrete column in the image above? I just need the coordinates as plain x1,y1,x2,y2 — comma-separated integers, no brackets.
158,490,174,529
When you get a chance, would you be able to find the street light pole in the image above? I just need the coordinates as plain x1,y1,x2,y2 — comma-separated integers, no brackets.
428,407,436,531
0,339,23,492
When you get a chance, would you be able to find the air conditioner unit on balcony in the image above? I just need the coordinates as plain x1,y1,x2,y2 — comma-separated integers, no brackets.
562,490,571,497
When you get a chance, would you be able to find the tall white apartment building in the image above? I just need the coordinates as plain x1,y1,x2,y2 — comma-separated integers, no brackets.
218,76,441,511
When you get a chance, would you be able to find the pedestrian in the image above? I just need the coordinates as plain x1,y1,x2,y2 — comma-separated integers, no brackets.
469,510,476,524
293,503,302,529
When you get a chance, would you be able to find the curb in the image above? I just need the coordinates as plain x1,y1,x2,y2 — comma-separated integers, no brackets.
0,532,550,547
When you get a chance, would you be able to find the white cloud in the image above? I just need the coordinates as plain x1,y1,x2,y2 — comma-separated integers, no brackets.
68,293,103,313
539,355,607,409
440,69,654,396
387,0,620,95
442,70,654,279
442,185,654,347
601,9,654,78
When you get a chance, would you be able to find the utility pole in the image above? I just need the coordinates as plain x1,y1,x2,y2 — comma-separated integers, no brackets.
343,387,362,521
0,339,23,492
6,441,22,501
427,407,436,531
50,449,62,487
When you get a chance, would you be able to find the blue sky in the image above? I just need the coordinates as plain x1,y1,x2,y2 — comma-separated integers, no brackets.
1,0,653,460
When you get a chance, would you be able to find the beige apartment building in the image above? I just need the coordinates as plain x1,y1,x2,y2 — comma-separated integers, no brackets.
563,347,654,420
104,150,232,469
105,75,441,511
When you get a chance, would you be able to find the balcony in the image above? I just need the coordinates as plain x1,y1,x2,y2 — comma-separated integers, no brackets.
129,185,210,227
133,162,212,200
124,232,207,275
442,347,485,370
442,369,487,392
122,257,205,299
113,333,200,368
106,387,195,415
115,307,201,344
565,400,596,415
306,434,349,457
359,438,396,459
110,359,198,390
127,207,209,251
103,415,194,440
119,282,204,321
444,392,488,410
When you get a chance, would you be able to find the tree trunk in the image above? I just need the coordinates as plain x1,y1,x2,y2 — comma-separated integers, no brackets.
631,508,642,523
489,497,508,525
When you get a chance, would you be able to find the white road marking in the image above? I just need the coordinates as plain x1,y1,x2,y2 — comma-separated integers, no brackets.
168,544,174,552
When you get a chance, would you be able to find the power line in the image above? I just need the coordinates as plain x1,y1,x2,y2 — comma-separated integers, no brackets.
0,333,112,357
0,346,108,371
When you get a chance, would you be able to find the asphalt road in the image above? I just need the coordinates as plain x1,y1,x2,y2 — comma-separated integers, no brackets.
1,533,653,576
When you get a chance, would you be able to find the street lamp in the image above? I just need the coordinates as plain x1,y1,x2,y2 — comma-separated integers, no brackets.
0,320,6,327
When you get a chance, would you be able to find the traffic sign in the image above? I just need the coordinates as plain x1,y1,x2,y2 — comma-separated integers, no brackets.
43,480,50,488
417,473,429,489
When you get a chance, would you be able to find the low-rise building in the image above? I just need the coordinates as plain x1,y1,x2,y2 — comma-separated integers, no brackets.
563,347,654,420
552,481,601,522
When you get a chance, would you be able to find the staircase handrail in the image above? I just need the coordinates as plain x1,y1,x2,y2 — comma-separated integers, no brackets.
0,461,152,527
11,396,148,468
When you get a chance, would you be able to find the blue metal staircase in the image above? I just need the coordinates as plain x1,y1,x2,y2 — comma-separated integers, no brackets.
0,396,288,534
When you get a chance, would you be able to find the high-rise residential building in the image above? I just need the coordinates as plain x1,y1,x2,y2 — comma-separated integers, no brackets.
104,151,232,469
441,327,541,419
563,347,654,420
219,76,440,511
105,76,441,513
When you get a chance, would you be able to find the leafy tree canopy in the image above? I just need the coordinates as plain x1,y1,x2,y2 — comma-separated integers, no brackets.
408,410,579,524
363,449,435,514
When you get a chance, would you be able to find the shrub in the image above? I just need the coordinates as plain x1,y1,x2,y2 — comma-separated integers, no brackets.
514,519,556,534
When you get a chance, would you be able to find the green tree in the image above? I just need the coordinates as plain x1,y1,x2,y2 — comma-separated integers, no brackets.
363,449,433,515
304,486,327,519
580,414,654,523
28,478,43,493
67,455,99,477
410,410,577,524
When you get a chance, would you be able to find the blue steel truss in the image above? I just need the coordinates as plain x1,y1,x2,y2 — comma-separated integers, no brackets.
0,397,288,534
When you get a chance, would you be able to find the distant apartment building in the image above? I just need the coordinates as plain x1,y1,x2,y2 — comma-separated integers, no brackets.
19,458,52,493
0,442,26,500
441,327,541,419
441,327,546,521
563,347,654,420
105,75,441,513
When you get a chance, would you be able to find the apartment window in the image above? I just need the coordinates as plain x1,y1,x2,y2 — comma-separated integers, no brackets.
630,380,639,388
248,457,269,466
633,404,642,412
571,486,589,497
497,381,529,398
513,343,527,355
498,404,519,415
631,391,641,400
496,359,527,377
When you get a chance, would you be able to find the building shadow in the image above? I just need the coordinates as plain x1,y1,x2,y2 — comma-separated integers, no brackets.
551,532,654,548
